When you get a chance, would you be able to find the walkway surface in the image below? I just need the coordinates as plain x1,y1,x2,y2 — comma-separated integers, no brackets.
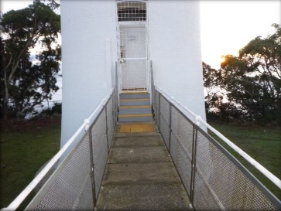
96,122,192,211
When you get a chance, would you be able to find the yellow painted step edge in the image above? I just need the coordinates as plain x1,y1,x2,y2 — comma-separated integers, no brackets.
120,98,150,102
119,105,151,109
121,91,149,94
118,114,153,118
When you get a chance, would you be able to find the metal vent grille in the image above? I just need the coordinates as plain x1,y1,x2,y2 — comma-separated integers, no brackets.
117,1,146,22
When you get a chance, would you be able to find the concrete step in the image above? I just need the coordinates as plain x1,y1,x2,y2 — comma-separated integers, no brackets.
119,98,150,106
120,92,150,99
108,146,171,164
112,135,162,147
101,162,182,185
118,113,153,123
119,105,152,114
97,184,190,211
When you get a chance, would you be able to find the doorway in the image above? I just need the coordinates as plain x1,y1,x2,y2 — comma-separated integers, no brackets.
116,1,148,92
118,24,148,91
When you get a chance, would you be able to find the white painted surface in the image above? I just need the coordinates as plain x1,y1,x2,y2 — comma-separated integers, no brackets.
119,25,148,90
121,59,147,89
60,0,117,146
61,0,206,146
148,0,206,123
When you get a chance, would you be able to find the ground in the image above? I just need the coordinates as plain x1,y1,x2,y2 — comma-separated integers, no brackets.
0,117,61,209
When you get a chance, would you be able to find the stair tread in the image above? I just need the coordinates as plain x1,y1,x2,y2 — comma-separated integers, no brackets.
119,114,152,118
119,105,151,109
121,91,149,94
120,98,150,102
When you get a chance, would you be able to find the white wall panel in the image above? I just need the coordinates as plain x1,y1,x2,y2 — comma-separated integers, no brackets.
60,0,117,147
61,0,206,147
148,0,206,122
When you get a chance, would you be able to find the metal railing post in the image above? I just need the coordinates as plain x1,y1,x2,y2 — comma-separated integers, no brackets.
111,92,115,140
105,105,110,153
190,125,198,205
88,129,97,207
158,91,161,129
168,102,172,152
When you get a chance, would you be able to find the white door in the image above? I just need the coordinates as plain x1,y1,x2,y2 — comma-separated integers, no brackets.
118,24,148,91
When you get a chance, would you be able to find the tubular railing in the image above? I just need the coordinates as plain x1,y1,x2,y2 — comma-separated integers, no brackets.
152,85,281,210
2,87,118,211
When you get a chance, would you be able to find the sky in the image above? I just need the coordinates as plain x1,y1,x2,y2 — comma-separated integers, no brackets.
1,0,280,101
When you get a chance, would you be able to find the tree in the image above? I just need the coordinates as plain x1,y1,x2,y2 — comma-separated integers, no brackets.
203,62,242,122
219,24,281,124
0,0,60,119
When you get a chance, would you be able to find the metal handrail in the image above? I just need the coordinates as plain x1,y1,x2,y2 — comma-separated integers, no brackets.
1,88,115,211
153,85,281,210
154,85,281,190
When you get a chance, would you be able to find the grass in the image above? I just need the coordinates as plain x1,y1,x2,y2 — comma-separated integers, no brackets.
208,122,281,200
0,118,61,209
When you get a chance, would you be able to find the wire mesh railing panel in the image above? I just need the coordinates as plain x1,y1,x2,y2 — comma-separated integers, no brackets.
159,114,169,147
193,129,279,211
106,97,114,147
33,135,93,211
170,132,192,196
154,93,194,196
171,107,193,159
160,95,170,124
159,95,170,147
170,107,194,196
91,110,108,199
153,89,160,126
74,172,94,211
151,85,280,211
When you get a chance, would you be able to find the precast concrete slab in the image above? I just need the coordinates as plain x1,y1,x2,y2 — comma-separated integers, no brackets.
96,122,191,211
115,131,159,137
113,135,163,148
102,162,182,185
96,184,191,211
108,146,171,164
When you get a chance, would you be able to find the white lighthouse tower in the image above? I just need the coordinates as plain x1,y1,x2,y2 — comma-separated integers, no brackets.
60,0,206,147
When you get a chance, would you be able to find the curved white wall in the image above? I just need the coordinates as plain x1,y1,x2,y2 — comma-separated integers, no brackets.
60,0,117,147
148,1,206,122
61,0,206,147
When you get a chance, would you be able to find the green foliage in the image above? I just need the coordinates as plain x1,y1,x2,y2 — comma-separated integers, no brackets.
204,24,281,125
0,0,61,119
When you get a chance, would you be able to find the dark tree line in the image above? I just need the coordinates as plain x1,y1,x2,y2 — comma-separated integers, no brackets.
0,0,60,120
203,23,281,125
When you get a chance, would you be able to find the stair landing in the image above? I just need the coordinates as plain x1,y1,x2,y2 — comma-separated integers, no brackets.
96,122,191,211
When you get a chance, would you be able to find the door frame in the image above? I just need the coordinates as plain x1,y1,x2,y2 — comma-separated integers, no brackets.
117,22,149,92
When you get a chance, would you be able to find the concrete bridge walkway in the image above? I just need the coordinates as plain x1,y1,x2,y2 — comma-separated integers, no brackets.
96,122,192,211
